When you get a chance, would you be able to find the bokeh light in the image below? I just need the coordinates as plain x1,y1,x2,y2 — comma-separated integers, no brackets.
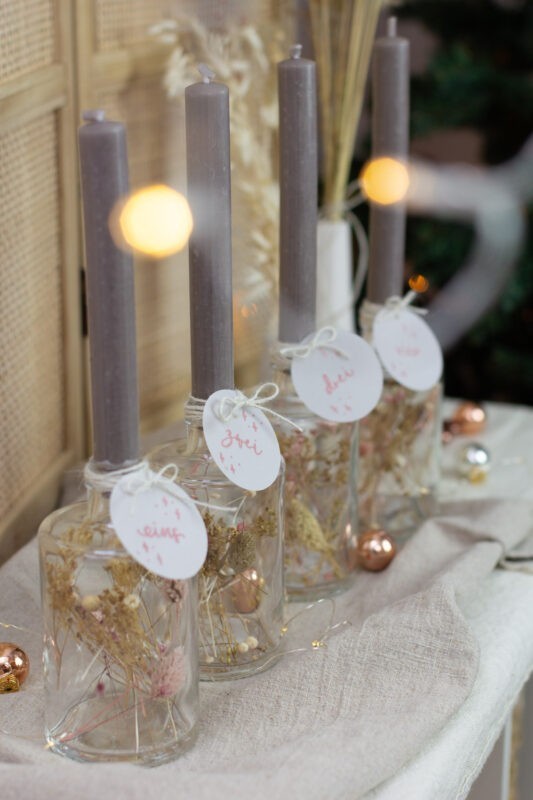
408,274,430,293
114,184,193,258
360,157,410,205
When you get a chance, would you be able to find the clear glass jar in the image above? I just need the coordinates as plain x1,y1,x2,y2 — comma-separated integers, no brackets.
150,418,284,681
270,355,359,600
358,379,442,538
38,462,198,764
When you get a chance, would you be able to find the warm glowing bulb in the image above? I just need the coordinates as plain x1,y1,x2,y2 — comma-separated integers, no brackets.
115,184,193,258
360,157,410,205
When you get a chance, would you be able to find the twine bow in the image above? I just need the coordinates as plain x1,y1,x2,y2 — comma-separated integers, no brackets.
116,463,185,516
280,327,349,361
120,462,240,515
383,290,428,316
216,383,302,431
83,459,148,493
122,463,179,498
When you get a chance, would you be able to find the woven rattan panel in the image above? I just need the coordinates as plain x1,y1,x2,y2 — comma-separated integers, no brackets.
96,76,190,427
95,0,172,51
0,0,55,82
0,113,65,518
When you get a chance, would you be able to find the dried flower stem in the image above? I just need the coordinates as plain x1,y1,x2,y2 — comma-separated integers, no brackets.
309,0,384,217
358,382,440,529
196,498,280,670
43,523,188,743
278,419,355,590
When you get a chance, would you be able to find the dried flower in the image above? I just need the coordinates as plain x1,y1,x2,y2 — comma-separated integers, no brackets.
197,499,279,666
150,647,186,699
278,420,354,584
227,529,256,573
104,557,145,592
161,579,186,604
123,594,140,610
358,380,440,528
81,594,100,612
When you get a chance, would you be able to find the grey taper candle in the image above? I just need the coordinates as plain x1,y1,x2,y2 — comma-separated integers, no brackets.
278,44,318,343
367,18,410,304
78,110,140,467
185,67,234,399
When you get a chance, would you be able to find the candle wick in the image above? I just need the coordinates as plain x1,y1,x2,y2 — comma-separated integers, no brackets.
82,109,106,124
289,43,303,60
198,63,216,83
387,17,397,38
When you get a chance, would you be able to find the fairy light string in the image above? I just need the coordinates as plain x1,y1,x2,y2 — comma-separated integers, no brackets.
0,595,352,739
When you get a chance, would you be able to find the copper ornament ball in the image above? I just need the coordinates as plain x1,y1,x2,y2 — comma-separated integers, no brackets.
451,402,486,435
231,568,262,613
357,529,396,572
0,642,30,693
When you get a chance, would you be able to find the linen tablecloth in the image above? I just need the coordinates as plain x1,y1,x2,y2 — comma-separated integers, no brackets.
1,401,532,799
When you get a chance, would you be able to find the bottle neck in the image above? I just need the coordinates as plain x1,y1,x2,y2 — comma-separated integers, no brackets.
358,298,381,344
270,343,298,400
182,395,208,452
84,458,146,517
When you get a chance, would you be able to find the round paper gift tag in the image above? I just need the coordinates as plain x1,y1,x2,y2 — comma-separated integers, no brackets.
291,330,383,422
110,468,207,580
203,389,281,491
373,308,443,391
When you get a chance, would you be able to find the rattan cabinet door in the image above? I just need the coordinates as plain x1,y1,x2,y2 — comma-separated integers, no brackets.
0,0,84,562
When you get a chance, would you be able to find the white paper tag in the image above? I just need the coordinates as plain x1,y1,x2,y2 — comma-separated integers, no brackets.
202,389,281,491
373,308,443,391
291,330,384,422
110,468,207,580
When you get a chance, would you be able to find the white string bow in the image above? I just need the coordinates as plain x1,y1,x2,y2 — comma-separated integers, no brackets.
279,326,349,361
216,383,301,431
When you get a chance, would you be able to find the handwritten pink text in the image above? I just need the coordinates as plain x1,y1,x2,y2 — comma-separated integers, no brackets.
221,429,263,456
138,525,185,545
322,368,355,396
395,345,420,358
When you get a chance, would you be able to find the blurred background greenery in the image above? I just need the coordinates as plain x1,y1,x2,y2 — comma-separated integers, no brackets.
397,0,532,404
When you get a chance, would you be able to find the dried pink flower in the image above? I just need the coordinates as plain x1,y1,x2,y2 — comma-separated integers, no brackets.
150,647,186,698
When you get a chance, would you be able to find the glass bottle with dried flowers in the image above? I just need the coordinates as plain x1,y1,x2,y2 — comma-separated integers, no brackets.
269,352,359,600
40,111,199,764
274,47,384,599
39,462,199,764
357,380,442,536
150,397,284,682
357,300,443,539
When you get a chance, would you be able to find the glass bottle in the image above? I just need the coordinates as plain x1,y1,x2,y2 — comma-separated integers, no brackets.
270,350,359,600
150,411,284,681
38,462,198,764
358,309,443,539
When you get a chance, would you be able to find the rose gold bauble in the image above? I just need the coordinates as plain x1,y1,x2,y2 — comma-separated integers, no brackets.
231,568,261,613
357,530,396,572
451,402,486,435
0,643,29,692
